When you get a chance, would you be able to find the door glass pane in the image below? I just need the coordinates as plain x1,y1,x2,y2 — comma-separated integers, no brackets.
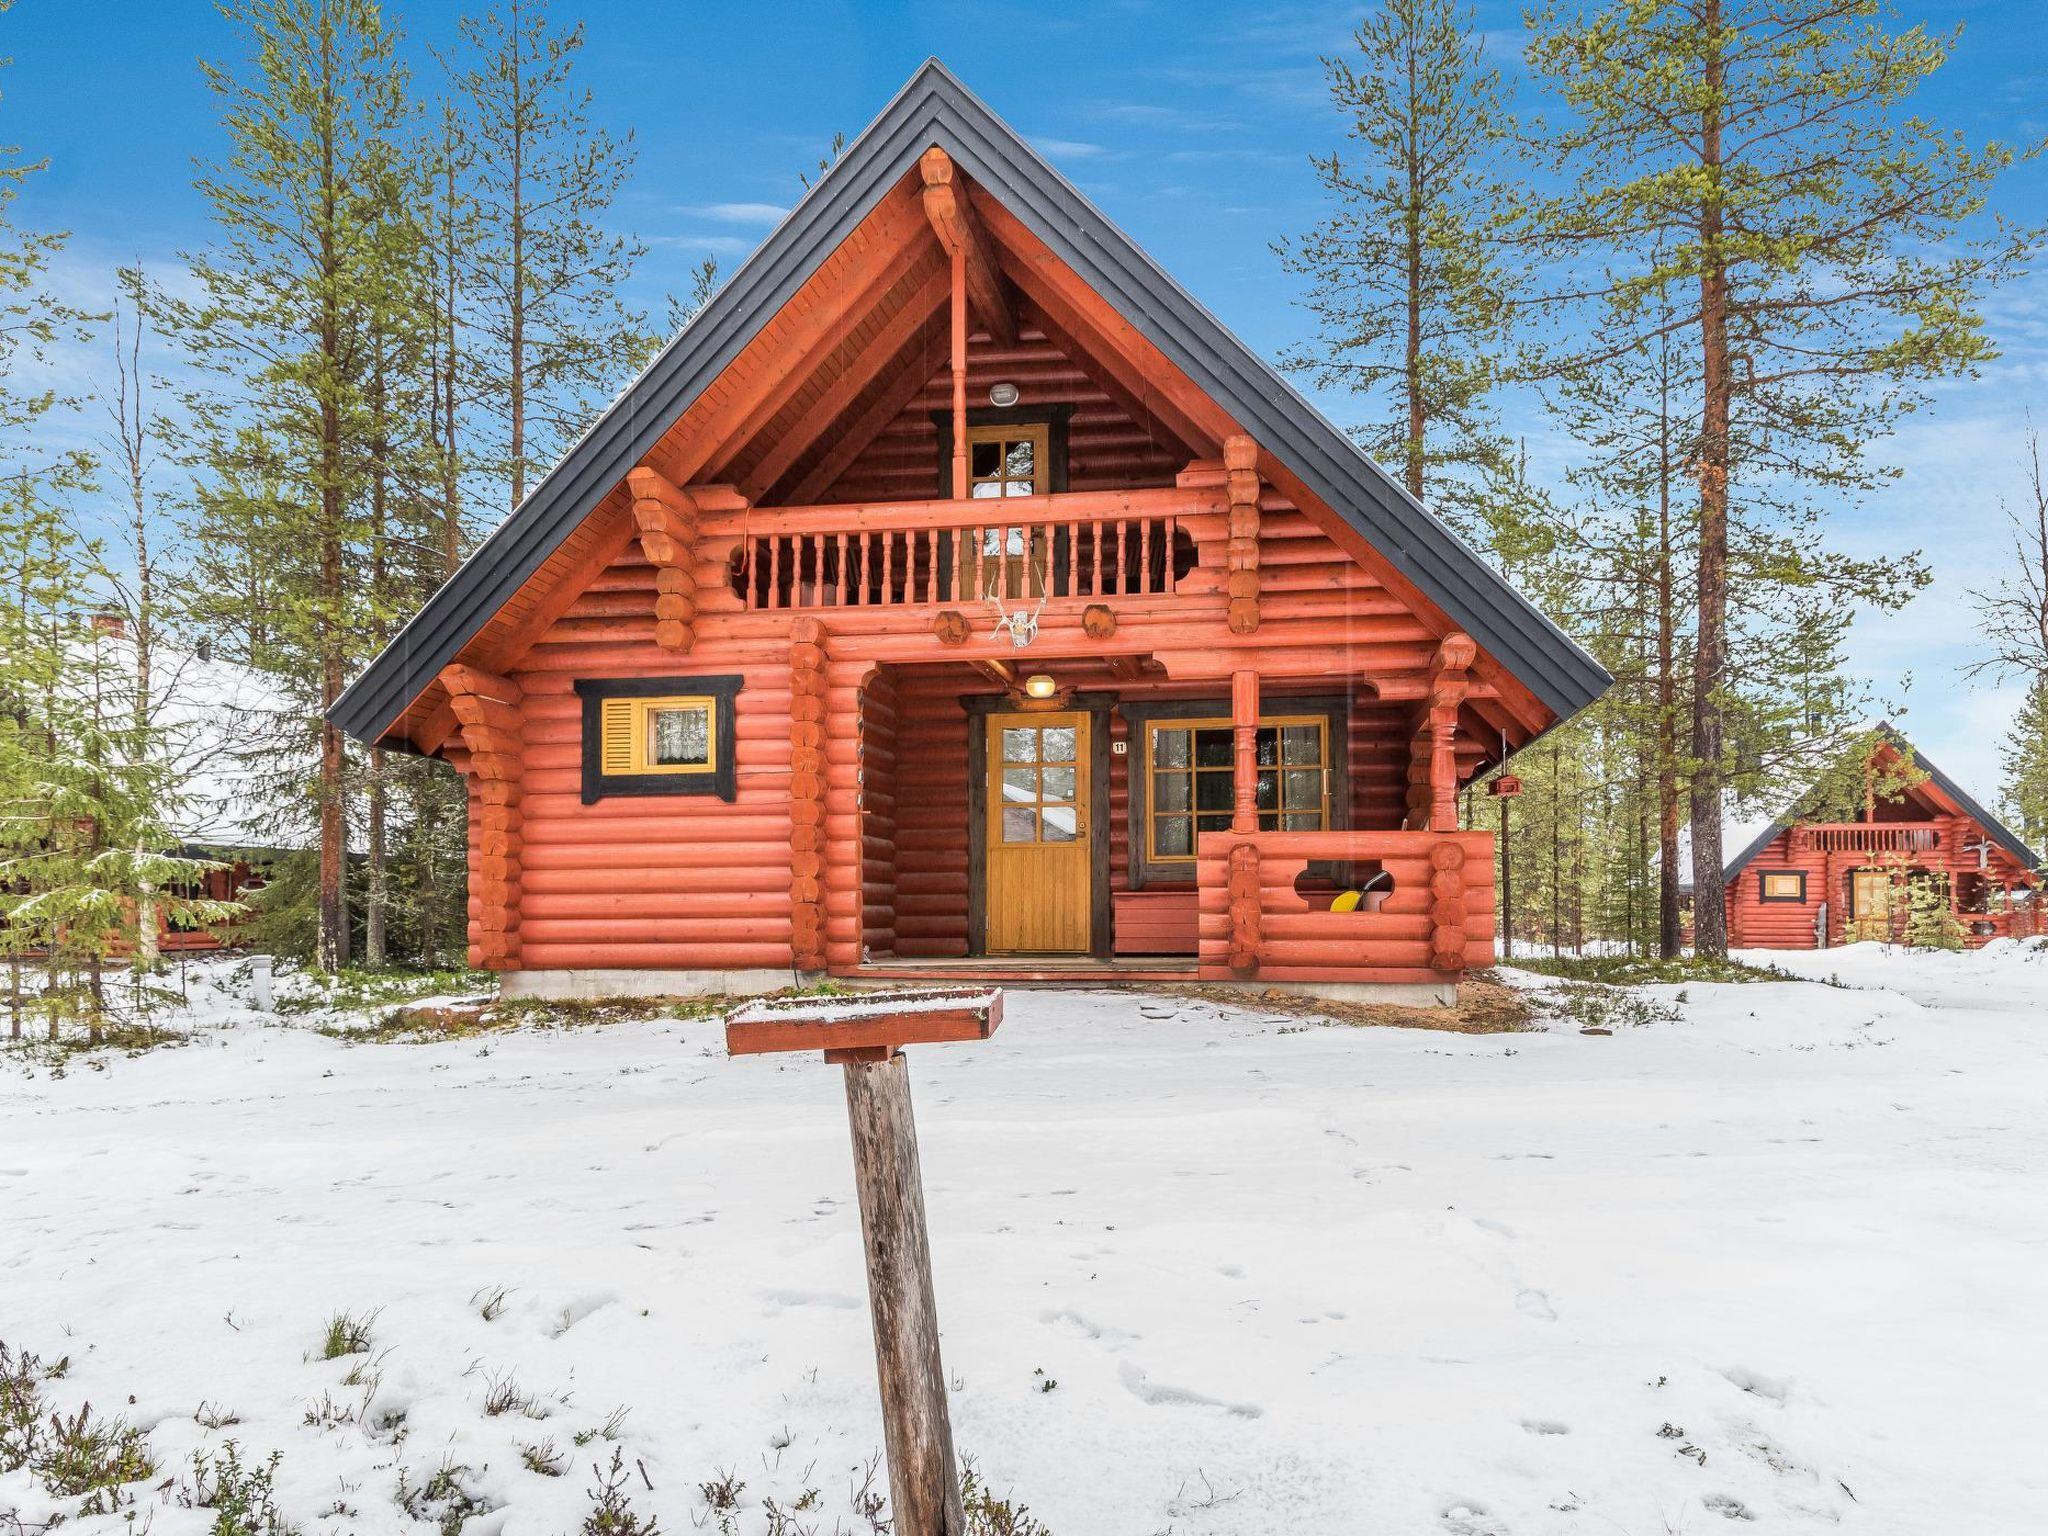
1041,806,1078,841
1153,728,1190,768
971,480,1004,499
1282,725,1320,765
649,706,709,765
971,440,1000,478
1041,726,1077,763
1005,438,1034,479
1001,807,1038,843
1001,766,1038,802
1153,815,1191,857
1002,727,1037,763
1153,771,1190,811
1041,766,1076,802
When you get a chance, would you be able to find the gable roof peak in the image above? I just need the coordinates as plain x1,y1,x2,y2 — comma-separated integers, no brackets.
330,59,1608,747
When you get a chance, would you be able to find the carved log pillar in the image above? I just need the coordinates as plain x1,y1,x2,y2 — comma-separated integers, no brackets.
1231,669,1260,836
790,618,830,973
1223,434,1261,635
1424,633,1475,832
1227,842,1262,977
1428,840,1468,975
627,466,702,652
443,664,523,971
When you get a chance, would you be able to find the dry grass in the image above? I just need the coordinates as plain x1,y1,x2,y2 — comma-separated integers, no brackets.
1169,973,1534,1034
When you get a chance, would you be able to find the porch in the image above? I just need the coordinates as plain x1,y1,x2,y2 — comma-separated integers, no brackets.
841,641,1497,996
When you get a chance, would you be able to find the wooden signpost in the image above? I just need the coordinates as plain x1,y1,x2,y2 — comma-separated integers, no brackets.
725,987,1004,1536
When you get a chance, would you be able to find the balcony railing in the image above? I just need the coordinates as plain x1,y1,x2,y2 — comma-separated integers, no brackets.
1801,823,1941,854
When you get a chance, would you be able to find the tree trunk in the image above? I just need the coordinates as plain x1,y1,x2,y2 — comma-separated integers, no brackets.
366,747,387,967
1655,372,1682,959
1688,1,1732,960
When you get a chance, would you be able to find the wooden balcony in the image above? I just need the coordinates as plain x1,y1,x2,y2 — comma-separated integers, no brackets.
1798,822,1942,854
725,486,1213,611
1195,829,1495,986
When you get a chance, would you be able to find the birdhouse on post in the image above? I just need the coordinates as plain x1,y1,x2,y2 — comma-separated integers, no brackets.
725,987,1004,1536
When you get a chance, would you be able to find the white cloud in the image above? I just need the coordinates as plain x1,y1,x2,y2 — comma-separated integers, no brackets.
682,201,788,226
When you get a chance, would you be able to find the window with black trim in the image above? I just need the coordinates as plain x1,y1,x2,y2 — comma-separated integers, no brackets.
576,675,742,804
1146,716,1329,860
1759,870,1807,903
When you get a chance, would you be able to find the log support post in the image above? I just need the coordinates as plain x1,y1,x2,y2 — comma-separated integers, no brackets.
442,664,524,971
1227,842,1262,977
790,618,830,973
1428,839,1468,975
1230,669,1260,836
841,1050,967,1536
947,244,969,501
627,466,709,652
1411,632,1475,832
1223,434,1261,634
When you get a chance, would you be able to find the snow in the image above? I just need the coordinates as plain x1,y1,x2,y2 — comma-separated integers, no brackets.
6,947,2048,1534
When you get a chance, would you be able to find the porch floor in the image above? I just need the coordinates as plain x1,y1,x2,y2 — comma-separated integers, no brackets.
844,955,1200,985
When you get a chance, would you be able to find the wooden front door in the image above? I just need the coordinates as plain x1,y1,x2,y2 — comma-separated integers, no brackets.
1852,869,1892,925
985,711,1092,952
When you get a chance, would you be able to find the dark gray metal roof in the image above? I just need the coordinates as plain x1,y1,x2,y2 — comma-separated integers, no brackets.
330,59,1611,746
1722,723,2042,882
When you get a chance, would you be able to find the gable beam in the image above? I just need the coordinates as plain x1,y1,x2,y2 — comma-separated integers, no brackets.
657,183,930,488
709,207,939,484
782,323,948,506
919,148,1016,346
743,264,949,503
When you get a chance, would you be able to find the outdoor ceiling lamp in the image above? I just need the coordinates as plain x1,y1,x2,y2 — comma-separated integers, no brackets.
1023,673,1058,699
988,381,1021,407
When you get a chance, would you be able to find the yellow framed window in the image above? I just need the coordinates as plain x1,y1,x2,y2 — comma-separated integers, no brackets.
968,422,1048,498
598,695,716,776
1759,871,1806,903
1146,716,1328,860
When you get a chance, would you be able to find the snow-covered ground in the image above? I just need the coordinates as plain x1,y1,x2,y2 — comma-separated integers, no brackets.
6,945,2048,1535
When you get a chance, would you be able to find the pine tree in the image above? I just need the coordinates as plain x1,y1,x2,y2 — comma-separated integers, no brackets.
173,0,423,971
1522,0,2040,957
1275,0,1523,545
450,0,649,510
2003,677,2048,857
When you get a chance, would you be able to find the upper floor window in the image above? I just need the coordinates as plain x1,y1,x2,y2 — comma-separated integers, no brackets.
970,423,1048,497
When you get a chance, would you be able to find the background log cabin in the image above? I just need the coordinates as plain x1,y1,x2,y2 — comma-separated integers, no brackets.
1701,727,2043,950
331,61,1609,1003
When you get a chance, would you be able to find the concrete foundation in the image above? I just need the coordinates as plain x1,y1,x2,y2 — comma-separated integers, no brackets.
498,968,793,1002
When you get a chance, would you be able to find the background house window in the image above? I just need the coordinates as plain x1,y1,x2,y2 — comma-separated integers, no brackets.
1146,717,1326,860
576,675,742,803
1759,870,1807,903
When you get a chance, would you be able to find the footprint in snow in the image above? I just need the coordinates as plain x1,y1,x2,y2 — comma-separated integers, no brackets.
1519,1418,1570,1436
1515,1287,1557,1322
1440,1499,1507,1534
1722,1366,1790,1405
1117,1361,1261,1418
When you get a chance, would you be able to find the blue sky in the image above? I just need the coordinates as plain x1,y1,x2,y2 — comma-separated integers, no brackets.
6,0,2045,803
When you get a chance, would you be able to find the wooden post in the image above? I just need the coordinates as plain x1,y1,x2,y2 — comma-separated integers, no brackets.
842,1051,967,1536
1231,669,1259,835
724,989,999,1536
949,245,969,500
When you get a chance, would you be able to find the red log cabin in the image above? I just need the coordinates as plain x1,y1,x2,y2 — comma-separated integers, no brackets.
1712,727,2042,950
332,62,1608,1003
